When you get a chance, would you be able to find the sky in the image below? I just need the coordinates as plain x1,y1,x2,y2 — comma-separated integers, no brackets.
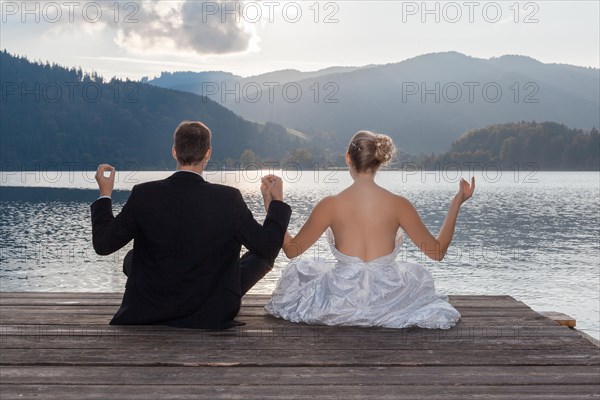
0,1,598,80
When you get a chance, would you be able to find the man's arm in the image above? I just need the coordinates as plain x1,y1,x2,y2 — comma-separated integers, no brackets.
234,188,292,262
90,164,137,255
91,196,137,255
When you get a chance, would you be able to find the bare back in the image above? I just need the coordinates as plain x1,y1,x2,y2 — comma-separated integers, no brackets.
329,182,401,261
282,178,419,262
282,174,473,262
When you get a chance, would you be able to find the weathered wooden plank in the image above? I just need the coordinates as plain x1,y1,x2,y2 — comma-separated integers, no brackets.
0,311,552,325
540,311,577,328
1,335,592,352
2,347,599,367
0,305,554,319
0,320,582,338
1,384,598,400
0,314,562,329
242,294,530,308
0,293,531,308
0,319,575,333
0,319,577,341
2,365,599,386
0,315,588,345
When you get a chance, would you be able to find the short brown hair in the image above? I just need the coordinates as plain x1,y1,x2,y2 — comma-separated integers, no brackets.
173,121,211,166
347,131,395,173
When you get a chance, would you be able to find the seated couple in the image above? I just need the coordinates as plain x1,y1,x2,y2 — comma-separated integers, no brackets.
91,121,474,329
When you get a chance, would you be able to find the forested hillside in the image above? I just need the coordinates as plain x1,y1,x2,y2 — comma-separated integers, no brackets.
0,50,306,170
427,121,599,170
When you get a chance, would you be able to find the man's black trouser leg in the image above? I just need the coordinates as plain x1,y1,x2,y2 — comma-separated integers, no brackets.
123,249,133,277
239,252,275,295
122,249,274,296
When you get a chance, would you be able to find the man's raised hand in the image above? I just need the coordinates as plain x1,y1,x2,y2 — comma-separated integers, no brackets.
261,174,284,210
95,164,116,197
260,175,274,210
267,175,283,202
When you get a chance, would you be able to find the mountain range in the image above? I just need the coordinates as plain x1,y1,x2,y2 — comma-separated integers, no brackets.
1,50,598,170
146,52,599,153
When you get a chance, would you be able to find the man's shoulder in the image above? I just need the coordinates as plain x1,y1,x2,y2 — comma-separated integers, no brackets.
131,178,169,193
137,178,241,195
205,182,242,198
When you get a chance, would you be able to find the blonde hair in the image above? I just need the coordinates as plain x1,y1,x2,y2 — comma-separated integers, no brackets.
347,131,395,173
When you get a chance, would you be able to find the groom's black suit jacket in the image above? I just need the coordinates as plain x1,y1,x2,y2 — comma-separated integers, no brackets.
90,171,292,329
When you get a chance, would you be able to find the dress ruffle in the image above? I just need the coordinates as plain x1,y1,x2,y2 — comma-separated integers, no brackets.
264,228,461,329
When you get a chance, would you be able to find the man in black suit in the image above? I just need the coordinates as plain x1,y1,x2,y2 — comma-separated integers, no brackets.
91,121,292,329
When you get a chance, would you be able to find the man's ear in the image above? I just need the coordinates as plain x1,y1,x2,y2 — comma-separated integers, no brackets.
204,147,212,163
172,145,177,161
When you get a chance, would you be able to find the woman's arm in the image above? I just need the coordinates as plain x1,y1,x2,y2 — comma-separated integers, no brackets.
283,197,334,259
399,177,475,261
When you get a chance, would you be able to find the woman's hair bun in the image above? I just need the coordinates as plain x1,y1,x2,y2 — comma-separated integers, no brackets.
374,134,395,166
347,131,396,173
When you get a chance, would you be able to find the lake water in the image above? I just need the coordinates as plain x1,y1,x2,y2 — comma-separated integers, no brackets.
1,169,598,340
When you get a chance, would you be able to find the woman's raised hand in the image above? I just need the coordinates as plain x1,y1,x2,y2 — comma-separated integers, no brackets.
456,176,475,205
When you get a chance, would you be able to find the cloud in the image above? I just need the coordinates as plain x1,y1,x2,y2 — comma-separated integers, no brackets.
113,1,256,55
32,1,258,56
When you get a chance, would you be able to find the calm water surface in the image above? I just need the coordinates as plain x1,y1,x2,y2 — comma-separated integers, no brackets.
1,170,598,339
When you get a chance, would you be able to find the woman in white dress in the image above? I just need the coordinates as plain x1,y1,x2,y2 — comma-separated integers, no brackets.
264,131,475,329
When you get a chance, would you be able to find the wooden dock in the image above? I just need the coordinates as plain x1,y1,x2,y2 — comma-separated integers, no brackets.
1,292,598,399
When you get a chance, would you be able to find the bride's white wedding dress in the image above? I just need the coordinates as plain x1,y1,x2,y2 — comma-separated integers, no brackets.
265,228,461,329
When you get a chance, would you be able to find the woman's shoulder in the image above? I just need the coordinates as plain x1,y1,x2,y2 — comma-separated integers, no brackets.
333,184,406,205
368,186,414,208
388,192,413,208
315,194,337,208
305,196,337,221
